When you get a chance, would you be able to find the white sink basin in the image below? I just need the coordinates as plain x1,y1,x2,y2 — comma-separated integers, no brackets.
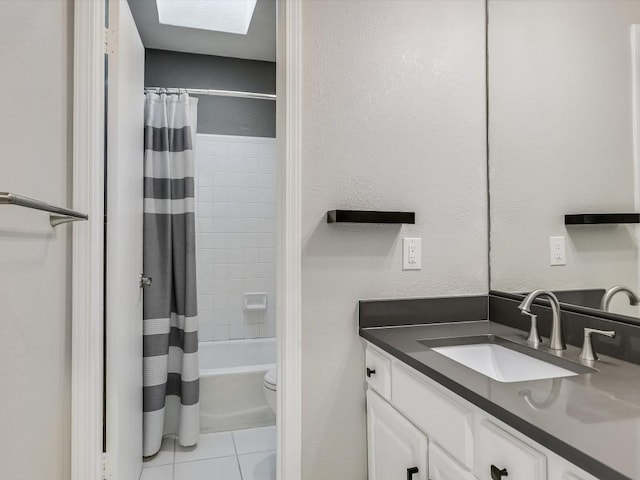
432,343,579,383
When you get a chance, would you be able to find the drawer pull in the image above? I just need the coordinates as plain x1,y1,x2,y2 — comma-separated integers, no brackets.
406,466,419,479
491,465,508,479
366,367,376,377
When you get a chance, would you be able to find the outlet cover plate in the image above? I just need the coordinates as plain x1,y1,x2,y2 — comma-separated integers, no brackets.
549,236,567,266
403,238,422,270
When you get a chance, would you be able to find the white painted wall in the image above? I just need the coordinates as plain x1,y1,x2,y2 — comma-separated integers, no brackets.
300,1,488,478
195,134,277,341
0,1,73,479
489,0,640,316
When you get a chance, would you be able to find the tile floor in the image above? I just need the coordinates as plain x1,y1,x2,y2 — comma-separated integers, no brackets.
141,426,276,480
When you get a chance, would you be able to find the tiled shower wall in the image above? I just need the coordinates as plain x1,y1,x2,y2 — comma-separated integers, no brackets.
195,134,276,341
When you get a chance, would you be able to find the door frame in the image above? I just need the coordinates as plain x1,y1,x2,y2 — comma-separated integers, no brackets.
70,0,303,478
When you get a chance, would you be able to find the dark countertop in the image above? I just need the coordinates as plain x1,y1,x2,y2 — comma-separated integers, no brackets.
361,320,640,480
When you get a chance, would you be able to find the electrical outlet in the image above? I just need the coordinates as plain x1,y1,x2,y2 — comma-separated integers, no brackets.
403,238,422,270
549,236,566,266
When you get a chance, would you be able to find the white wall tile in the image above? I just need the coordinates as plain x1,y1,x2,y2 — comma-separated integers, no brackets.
260,188,276,203
228,264,245,279
244,203,261,218
212,325,230,341
244,158,260,172
244,173,260,188
244,311,261,324
245,235,261,248
229,323,245,339
259,248,275,263
260,158,276,174
245,248,260,263
245,143,262,158
245,324,260,338
260,173,276,189
245,188,261,203
196,134,277,341
230,188,245,203
214,187,231,202
259,322,276,338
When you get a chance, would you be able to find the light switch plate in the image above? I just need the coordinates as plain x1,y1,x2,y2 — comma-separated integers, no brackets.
403,238,422,270
549,236,566,266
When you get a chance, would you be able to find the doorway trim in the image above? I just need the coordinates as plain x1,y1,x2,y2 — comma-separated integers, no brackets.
276,1,303,479
71,0,106,479
71,1,303,479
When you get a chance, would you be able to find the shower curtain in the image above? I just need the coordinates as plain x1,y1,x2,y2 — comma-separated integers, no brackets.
143,92,199,457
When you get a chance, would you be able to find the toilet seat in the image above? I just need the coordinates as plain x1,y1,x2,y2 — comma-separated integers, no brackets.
263,367,277,414
263,367,277,390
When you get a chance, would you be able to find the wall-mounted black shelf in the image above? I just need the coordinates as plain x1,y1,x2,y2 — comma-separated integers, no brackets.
327,210,415,224
565,213,640,225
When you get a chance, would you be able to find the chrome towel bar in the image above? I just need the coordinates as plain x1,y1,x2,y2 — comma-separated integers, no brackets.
0,192,89,227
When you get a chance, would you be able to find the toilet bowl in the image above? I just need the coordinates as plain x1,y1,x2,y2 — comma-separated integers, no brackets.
263,367,277,413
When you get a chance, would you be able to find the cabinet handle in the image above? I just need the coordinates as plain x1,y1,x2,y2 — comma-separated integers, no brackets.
366,367,376,377
406,466,419,479
491,465,508,480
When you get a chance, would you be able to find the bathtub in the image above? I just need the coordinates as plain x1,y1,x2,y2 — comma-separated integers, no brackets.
199,337,276,433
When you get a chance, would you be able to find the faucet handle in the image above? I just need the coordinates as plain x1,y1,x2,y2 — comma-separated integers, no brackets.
580,328,616,362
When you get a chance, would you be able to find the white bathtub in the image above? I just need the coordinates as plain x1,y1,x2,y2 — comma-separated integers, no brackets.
199,337,276,433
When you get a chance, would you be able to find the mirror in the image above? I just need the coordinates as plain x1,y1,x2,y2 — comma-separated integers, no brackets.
488,0,640,318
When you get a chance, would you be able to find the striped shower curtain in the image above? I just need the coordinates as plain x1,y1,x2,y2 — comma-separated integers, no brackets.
143,92,199,457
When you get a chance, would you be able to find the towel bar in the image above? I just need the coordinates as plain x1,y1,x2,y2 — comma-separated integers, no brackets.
0,192,89,227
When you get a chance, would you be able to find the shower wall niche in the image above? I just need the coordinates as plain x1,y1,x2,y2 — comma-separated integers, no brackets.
195,134,277,341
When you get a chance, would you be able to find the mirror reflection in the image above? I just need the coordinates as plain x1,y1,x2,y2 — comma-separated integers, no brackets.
488,0,640,318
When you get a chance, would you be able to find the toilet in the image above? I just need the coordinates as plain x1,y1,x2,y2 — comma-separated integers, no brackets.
263,367,277,413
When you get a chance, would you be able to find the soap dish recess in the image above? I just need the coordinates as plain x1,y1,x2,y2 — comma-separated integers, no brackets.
244,292,267,311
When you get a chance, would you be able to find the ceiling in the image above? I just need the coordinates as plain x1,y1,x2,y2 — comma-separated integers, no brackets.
127,0,276,62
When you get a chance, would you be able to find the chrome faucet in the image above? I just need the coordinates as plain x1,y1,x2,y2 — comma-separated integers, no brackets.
518,290,566,351
600,285,640,312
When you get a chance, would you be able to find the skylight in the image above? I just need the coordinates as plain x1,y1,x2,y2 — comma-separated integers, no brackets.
156,0,258,35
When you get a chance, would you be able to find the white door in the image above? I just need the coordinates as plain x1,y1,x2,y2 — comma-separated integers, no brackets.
105,0,145,478
366,390,428,480
429,444,476,480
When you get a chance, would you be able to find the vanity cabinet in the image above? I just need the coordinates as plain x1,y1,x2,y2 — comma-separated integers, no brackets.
429,444,476,480
476,420,546,480
364,341,599,480
365,344,392,401
366,389,428,480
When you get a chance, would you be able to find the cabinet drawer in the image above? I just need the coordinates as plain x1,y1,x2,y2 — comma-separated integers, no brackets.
391,362,474,469
365,344,392,400
477,420,546,480
429,444,475,480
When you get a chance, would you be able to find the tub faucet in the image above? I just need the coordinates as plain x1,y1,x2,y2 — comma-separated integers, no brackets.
518,290,566,351
600,285,640,312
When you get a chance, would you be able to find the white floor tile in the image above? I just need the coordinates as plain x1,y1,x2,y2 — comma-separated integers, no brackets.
233,426,276,455
140,464,173,480
174,431,236,463
238,451,276,480
143,437,175,468
174,457,241,480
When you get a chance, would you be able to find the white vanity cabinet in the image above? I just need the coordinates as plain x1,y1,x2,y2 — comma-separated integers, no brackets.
363,340,601,480
476,420,546,480
366,389,428,480
365,344,392,401
429,444,476,480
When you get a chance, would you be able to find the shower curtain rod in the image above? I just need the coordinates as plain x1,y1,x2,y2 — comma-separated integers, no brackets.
144,87,277,101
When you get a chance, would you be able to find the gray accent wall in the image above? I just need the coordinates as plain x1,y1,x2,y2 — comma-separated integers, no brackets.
145,49,276,137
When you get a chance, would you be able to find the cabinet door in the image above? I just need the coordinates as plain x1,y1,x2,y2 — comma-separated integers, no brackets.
476,420,546,480
367,390,428,480
429,444,476,480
